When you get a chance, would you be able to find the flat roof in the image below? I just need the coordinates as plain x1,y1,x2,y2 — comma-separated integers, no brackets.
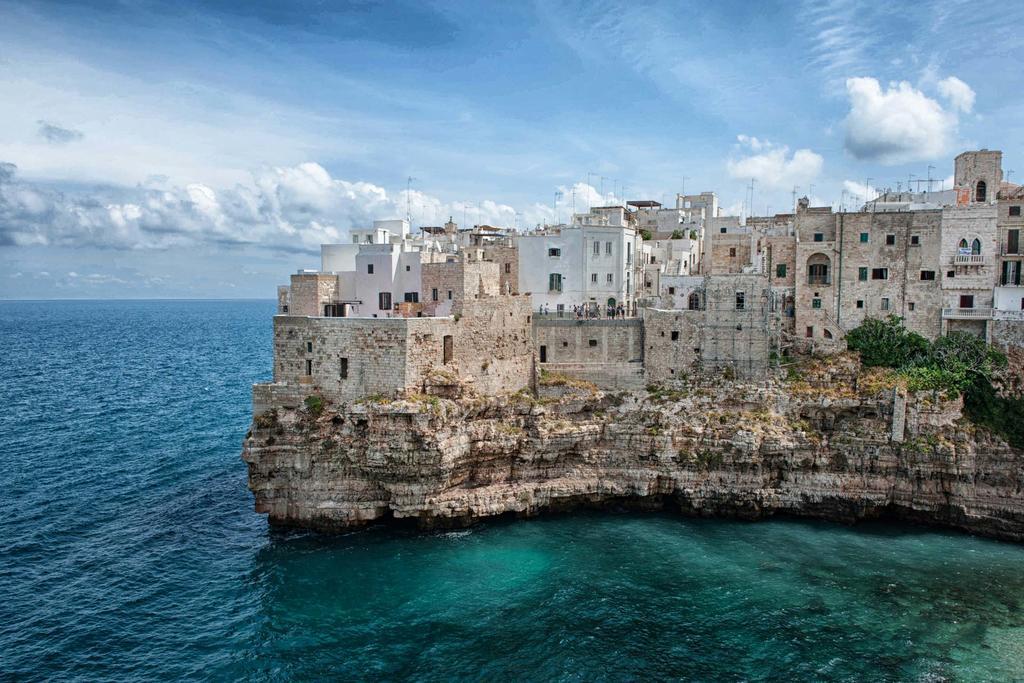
626,200,662,208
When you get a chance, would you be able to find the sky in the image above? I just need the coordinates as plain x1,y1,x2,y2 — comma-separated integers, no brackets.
2,0,1024,299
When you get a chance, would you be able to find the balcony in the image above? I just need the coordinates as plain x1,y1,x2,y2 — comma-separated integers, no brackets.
806,276,831,286
994,309,1024,321
953,254,987,266
941,307,992,319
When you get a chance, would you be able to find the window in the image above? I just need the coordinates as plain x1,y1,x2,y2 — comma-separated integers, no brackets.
448,290,452,300
688,292,700,310
282,305,289,313
1009,229,1020,254
807,260,830,285
671,331,679,341
806,326,814,338
729,247,737,257
735,292,745,310
960,295,974,309
593,241,600,256
824,330,833,339
972,238,981,255
776,263,787,278
885,234,896,245
908,302,915,311
976,180,987,203
367,264,374,274
858,267,868,281
562,341,568,347
403,292,419,303
812,298,821,309
306,341,313,352
881,297,890,311
1010,206,1022,217
920,270,935,281
606,241,612,255
859,232,869,243
588,339,598,347
504,263,511,274
720,227,727,234
911,235,920,245
668,287,676,295
340,358,348,379
959,238,969,251
1001,261,1021,286
432,288,438,301
606,273,613,284
947,270,955,278
856,300,864,309
443,335,453,363
548,273,563,292
548,247,561,257
813,233,823,242
591,273,598,283
872,268,888,280
405,265,411,272
305,359,312,376
378,292,392,310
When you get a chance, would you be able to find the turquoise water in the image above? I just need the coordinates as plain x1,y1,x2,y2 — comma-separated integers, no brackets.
2,300,1024,681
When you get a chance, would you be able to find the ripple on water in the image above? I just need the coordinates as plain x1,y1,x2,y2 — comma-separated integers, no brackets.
2,300,1024,681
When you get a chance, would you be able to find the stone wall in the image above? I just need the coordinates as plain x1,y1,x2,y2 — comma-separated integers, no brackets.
700,274,773,378
534,318,642,364
288,273,341,317
642,308,702,382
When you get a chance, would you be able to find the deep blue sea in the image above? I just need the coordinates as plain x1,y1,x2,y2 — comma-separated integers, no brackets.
3,299,1024,681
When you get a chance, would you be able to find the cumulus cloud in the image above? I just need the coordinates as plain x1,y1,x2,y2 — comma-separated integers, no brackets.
937,76,975,113
0,160,563,252
843,77,968,164
36,120,84,145
727,136,823,190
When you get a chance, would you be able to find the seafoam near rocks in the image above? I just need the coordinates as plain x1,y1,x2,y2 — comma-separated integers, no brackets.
243,362,1024,542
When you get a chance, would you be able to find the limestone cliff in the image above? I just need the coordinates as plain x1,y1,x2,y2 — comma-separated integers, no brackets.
242,358,1024,542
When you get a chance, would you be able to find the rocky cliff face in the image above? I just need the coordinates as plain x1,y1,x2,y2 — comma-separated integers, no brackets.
242,359,1024,542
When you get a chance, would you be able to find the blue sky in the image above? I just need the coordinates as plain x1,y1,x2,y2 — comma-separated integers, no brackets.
2,0,1023,298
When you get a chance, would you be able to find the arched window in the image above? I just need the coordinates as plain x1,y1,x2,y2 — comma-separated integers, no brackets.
972,238,981,255
976,180,987,203
959,238,969,251
688,292,701,310
807,253,831,285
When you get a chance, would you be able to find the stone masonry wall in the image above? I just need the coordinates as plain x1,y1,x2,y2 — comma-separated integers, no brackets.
642,308,702,382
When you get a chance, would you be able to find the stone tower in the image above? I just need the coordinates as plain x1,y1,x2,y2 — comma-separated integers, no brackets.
955,150,1003,204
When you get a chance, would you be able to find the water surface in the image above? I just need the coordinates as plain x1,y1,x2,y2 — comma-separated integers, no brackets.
2,300,1023,681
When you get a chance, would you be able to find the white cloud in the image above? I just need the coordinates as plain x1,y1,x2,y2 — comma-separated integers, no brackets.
937,76,975,113
0,160,589,252
727,137,823,190
842,180,879,202
842,77,962,164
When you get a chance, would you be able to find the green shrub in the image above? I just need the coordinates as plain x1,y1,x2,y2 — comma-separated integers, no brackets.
846,316,930,368
640,229,653,241
304,395,324,416
670,229,684,239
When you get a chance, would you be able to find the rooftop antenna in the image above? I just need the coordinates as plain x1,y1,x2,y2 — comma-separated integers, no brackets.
554,190,563,225
587,172,598,210
514,211,522,231
791,185,799,212
909,173,916,195
681,175,690,196
571,186,577,215
600,176,608,203
927,165,935,192
748,178,757,217
406,176,417,226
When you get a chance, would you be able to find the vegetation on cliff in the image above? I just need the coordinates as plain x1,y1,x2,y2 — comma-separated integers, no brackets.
846,316,1023,447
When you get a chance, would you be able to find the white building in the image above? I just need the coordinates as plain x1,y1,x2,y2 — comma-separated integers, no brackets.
516,206,642,315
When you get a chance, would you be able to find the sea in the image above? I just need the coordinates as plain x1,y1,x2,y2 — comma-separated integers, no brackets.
2,299,1024,682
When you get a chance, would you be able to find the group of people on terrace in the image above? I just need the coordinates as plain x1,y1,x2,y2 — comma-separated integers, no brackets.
539,302,629,319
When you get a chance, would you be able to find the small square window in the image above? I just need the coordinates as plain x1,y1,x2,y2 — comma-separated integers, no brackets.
1010,206,1022,216
911,235,920,245
872,268,888,280
588,339,598,347
885,234,896,245
562,341,568,347
668,287,676,295
908,302,916,311
920,270,935,281
856,300,864,309
813,233,823,242
671,331,679,341
947,270,955,278
806,326,814,338
859,232,869,243
812,298,821,309
549,248,561,257
729,247,736,257
405,265,410,272
858,267,868,281
776,264,787,278
720,227,727,234
367,264,374,274
881,297,890,311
